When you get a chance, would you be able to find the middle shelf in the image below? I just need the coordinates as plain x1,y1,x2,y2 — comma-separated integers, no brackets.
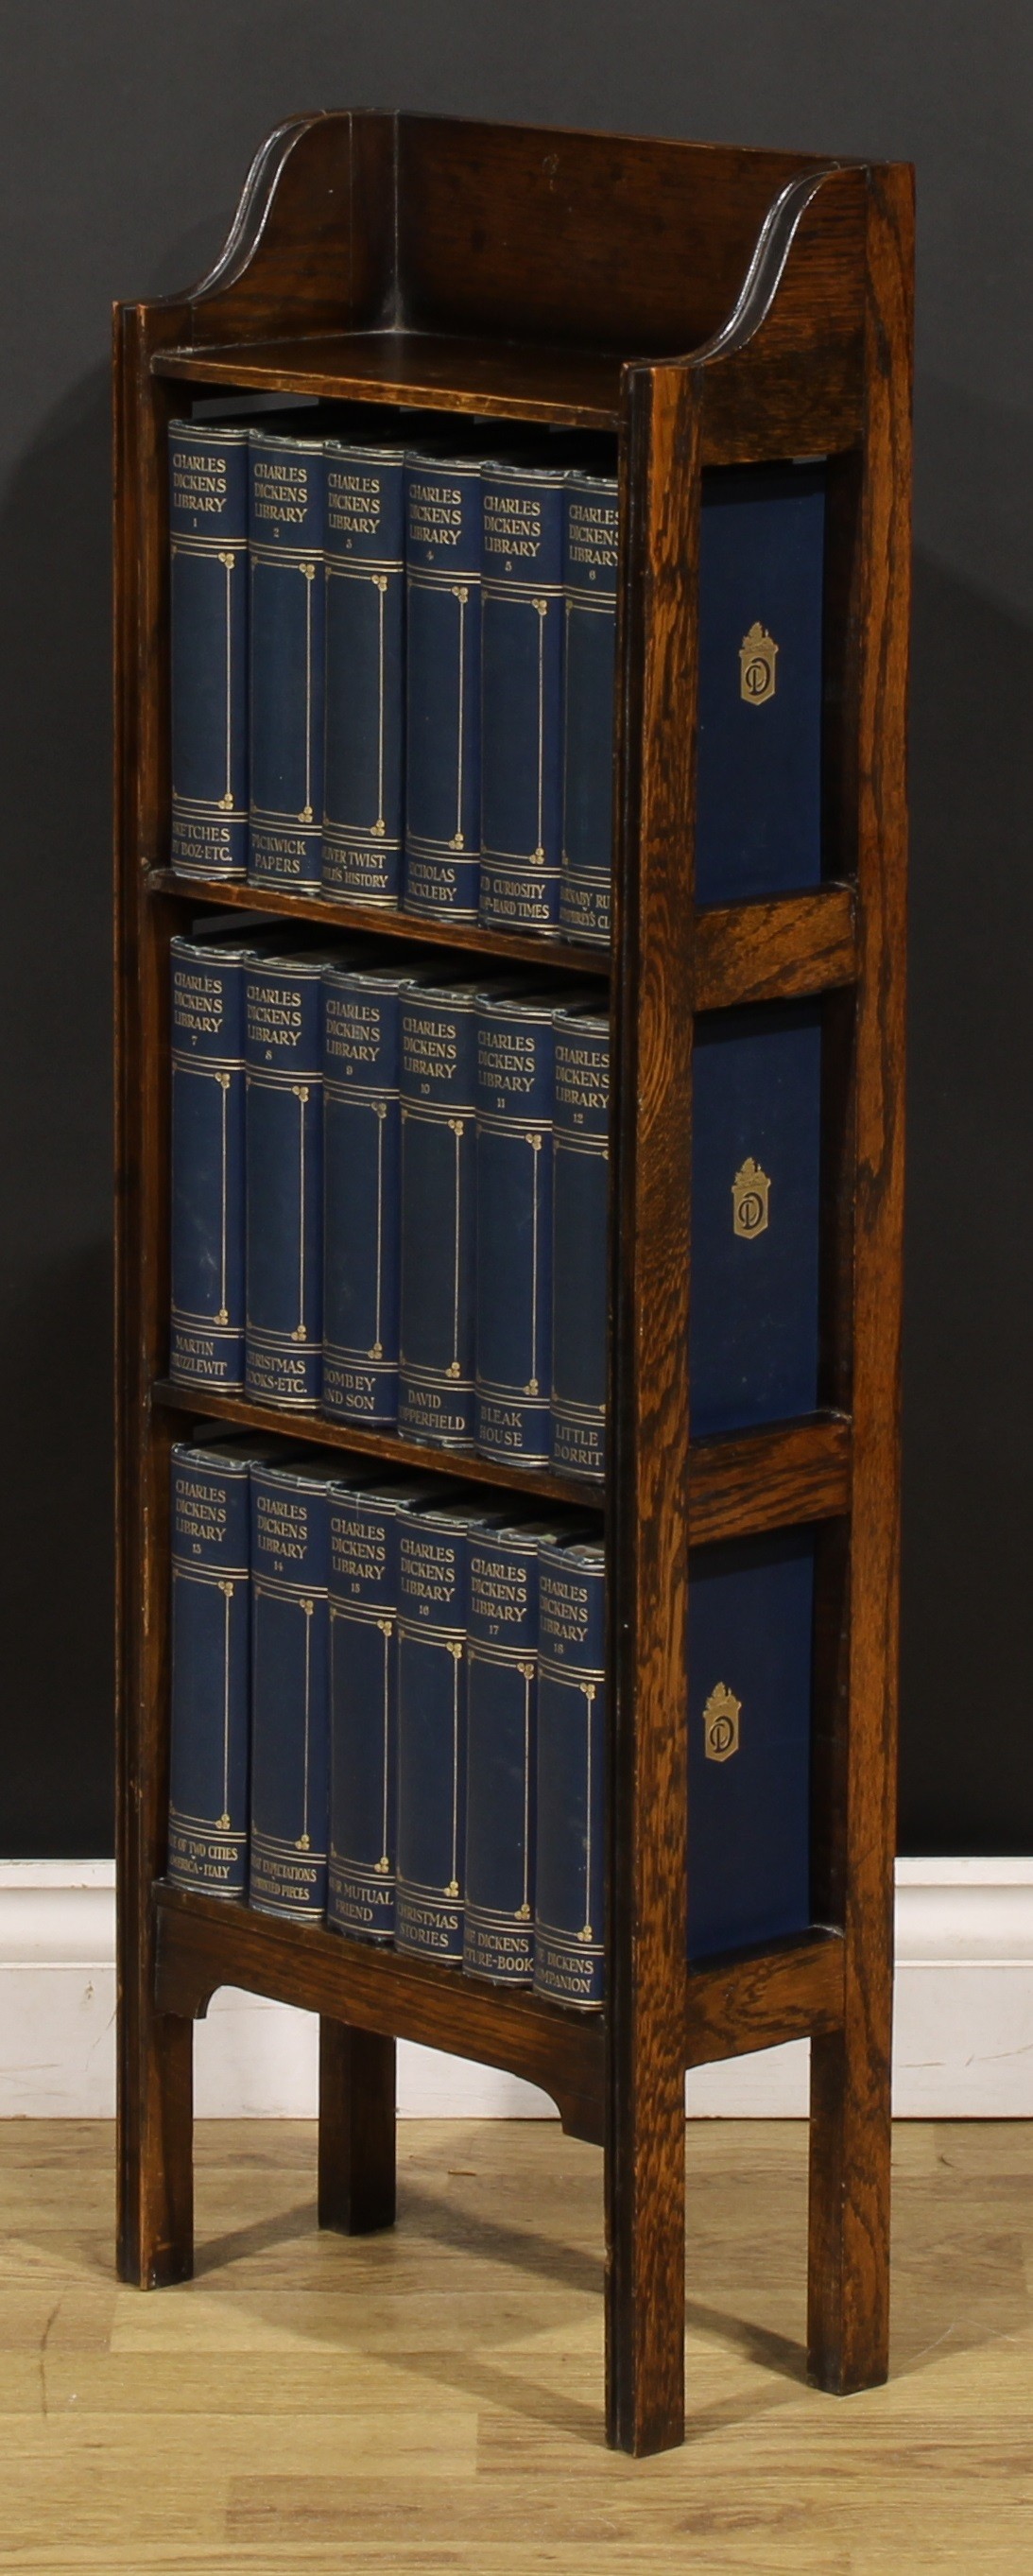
154,1376,852,1542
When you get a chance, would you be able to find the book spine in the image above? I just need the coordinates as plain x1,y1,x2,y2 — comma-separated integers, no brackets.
327,1489,403,1944
689,1003,821,1435
248,433,325,892
463,1528,541,1984
249,1465,331,1917
169,939,247,1392
167,1444,251,1898
398,988,477,1448
474,996,554,1466
534,1543,606,2010
395,1509,473,1962
479,464,565,933
168,424,250,881
323,444,405,905
403,456,483,922
550,1015,610,1482
559,475,619,948
245,960,323,1409
696,464,825,906
321,972,402,1426
687,1529,815,1958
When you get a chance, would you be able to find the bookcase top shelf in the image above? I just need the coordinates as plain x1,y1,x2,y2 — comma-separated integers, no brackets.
153,331,628,431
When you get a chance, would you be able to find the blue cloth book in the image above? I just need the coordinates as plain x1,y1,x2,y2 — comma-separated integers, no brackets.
534,1535,607,2011
244,945,343,1410
687,1528,815,1957
479,459,566,933
550,1002,610,1482
248,429,325,892
395,1495,508,1962
690,1003,822,1435
167,1433,276,1900
327,1474,437,1945
323,439,405,906
474,988,565,1469
695,463,825,907
397,977,509,1451
321,959,437,1430
169,926,273,1394
403,451,484,923
248,1452,360,1920
464,1517,581,1986
168,422,250,881
558,471,619,950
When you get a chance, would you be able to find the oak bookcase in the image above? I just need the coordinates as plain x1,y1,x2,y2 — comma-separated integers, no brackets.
114,112,912,2457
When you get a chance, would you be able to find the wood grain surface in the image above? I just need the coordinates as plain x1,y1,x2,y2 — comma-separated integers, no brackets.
3,2118,1032,2574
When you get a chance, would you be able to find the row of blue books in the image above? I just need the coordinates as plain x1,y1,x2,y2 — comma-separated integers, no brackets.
169,415,827,942
170,925,824,1474
168,1434,815,2005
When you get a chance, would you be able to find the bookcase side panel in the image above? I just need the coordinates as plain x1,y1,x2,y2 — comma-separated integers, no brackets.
604,362,701,2458
181,111,395,343
114,301,197,2285
807,163,913,2396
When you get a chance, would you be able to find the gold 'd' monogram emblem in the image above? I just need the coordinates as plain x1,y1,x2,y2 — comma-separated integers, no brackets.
703,1683,741,1764
732,1157,770,1239
739,621,778,704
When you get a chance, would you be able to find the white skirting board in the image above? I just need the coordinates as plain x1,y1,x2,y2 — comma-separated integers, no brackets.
2,1859,1033,2118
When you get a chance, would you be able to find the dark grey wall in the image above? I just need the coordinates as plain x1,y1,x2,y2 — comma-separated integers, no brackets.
3,1,1030,1852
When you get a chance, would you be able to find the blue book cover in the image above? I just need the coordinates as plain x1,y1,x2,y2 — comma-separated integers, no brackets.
395,1495,508,1962
249,1453,343,1919
403,452,484,923
690,1003,822,1435
167,1433,275,1899
321,959,435,1430
474,989,565,1468
327,1473,438,1945
245,946,342,1410
169,927,273,1394
479,460,565,933
559,472,619,950
696,463,825,907
687,1528,815,1958
168,422,250,881
398,977,514,1451
248,430,325,892
534,1535,607,2010
550,1003,610,1482
323,439,405,906
464,1517,582,1987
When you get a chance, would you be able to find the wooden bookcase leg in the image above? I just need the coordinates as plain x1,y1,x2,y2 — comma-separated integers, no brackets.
807,2004,891,2392
117,2010,195,2289
605,2088,687,2454
318,2019,397,2235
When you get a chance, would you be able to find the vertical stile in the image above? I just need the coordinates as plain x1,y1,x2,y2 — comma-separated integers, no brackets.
115,306,196,2286
807,165,913,2393
605,362,700,2456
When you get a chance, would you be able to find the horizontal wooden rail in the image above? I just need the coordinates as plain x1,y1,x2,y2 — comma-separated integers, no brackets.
684,1930,844,2066
145,869,606,980
154,1882,606,2143
152,328,628,430
152,1378,599,1507
694,885,857,1008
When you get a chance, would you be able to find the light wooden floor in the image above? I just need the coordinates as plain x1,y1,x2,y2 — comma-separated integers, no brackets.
3,2118,1033,2572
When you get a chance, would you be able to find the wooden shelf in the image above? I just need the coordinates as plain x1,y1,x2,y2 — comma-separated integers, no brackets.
154,328,628,430
115,110,912,2458
147,869,856,1008
152,1379,851,1542
146,868,606,981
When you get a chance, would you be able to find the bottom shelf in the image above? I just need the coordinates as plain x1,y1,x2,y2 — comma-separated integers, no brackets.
151,1883,844,2145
